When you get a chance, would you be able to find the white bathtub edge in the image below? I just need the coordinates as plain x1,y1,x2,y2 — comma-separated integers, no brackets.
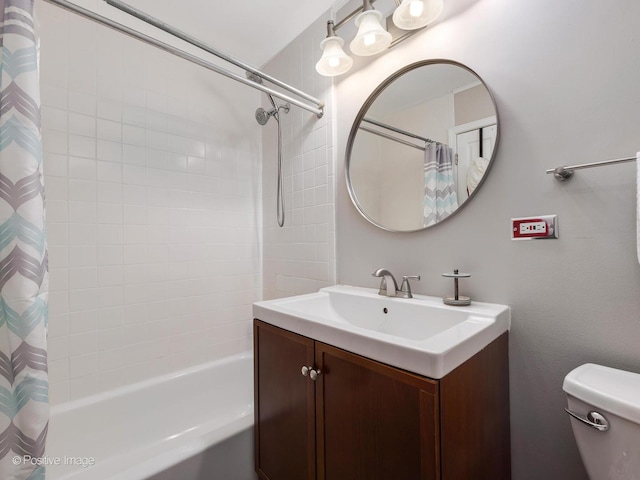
51,351,253,416
109,413,254,480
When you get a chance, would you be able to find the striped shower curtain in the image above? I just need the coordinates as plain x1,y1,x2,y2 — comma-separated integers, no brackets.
0,1,49,479
423,142,458,226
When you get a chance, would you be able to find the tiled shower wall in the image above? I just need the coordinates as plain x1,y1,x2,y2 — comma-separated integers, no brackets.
39,3,262,404
261,15,337,300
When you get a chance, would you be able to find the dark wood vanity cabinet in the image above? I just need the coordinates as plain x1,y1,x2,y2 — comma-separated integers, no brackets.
253,319,511,480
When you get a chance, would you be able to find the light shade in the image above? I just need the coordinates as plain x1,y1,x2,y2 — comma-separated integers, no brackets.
392,0,444,30
316,36,353,77
349,10,392,56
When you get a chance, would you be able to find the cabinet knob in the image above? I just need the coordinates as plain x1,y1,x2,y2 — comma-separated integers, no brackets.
301,366,321,380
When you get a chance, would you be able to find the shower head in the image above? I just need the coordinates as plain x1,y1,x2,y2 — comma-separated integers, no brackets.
255,103,291,125
255,107,273,125
248,71,291,125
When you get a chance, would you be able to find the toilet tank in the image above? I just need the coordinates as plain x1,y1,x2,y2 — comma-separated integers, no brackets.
563,363,640,480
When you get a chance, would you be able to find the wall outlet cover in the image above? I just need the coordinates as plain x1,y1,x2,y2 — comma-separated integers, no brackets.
511,215,558,240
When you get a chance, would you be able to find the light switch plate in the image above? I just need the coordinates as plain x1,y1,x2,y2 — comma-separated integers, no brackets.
511,215,558,240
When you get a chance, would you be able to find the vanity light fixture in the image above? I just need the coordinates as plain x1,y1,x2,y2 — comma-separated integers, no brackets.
316,0,444,77
315,21,354,77
350,0,392,56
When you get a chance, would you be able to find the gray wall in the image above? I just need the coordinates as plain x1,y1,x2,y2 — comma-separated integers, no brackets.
334,0,640,478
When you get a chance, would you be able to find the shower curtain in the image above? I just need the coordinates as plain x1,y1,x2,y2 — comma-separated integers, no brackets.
423,142,458,226
0,1,49,479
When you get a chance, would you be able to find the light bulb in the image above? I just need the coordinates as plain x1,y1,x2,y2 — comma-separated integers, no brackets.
364,33,376,47
410,1,424,17
392,0,443,30
328,57,340,68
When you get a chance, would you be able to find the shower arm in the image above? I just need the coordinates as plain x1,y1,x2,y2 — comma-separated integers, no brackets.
103,0,324,114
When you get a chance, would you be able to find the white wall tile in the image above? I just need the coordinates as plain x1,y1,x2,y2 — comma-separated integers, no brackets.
123,125,146,146
41,6,262,404
98,203,123,224
123,145,146,166
69,113,96,137
98,349,125,371
44,153,69,177
98,245,123,266
68,179,96,202
69,289,98,312
42,130,68,155
68,91,96,116
42,107,68,132
97,139,122,163
98,286,123,308
98,119,122,142
48,359,70,385
68,308,97,332
69,332,98,357
69,157,97,180
69,134,96,159
69,201,97,223
69,376,97,400
97,161,122,183
97,182,122,204
45,177,68,201
70,267,97,290
97,98,122,121
69,224,97,245
69,246,97,268
261,16,336,300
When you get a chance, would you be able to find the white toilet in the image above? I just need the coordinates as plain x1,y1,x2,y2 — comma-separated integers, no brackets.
563,363,640,479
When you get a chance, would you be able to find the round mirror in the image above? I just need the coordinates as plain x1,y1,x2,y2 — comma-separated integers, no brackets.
345,60,499,232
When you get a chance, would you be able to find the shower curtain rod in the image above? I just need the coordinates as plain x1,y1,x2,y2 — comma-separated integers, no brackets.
360,117,440,150
360,126,426,151
362,118,437,144
104,0,323,111
41,0,324,118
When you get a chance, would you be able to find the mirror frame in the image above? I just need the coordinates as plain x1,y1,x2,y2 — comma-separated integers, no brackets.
345,59,500,233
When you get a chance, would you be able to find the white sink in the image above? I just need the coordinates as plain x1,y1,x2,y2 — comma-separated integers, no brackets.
253,285,510,379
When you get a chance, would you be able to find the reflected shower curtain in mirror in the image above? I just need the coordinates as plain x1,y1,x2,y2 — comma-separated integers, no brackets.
0,1,49,479
423,143,458,226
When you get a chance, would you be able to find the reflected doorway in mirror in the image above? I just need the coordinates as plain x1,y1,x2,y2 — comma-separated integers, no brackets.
449,117,497,202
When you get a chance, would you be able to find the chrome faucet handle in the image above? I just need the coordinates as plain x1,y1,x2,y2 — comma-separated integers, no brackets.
398,275,421,298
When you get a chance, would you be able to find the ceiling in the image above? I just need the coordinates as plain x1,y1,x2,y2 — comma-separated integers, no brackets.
123,0,338,67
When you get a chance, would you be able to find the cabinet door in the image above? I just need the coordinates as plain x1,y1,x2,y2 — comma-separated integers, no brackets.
315,342,440,480
254,320,316,480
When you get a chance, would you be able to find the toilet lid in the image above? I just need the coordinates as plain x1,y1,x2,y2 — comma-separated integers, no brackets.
563,363,640,425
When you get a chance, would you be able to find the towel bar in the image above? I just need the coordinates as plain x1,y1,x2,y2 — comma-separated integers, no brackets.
546,155,637,181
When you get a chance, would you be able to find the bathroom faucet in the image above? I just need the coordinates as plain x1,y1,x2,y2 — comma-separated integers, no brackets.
371,268,399,297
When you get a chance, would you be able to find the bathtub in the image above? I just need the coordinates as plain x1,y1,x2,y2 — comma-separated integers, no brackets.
46,353,257,480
